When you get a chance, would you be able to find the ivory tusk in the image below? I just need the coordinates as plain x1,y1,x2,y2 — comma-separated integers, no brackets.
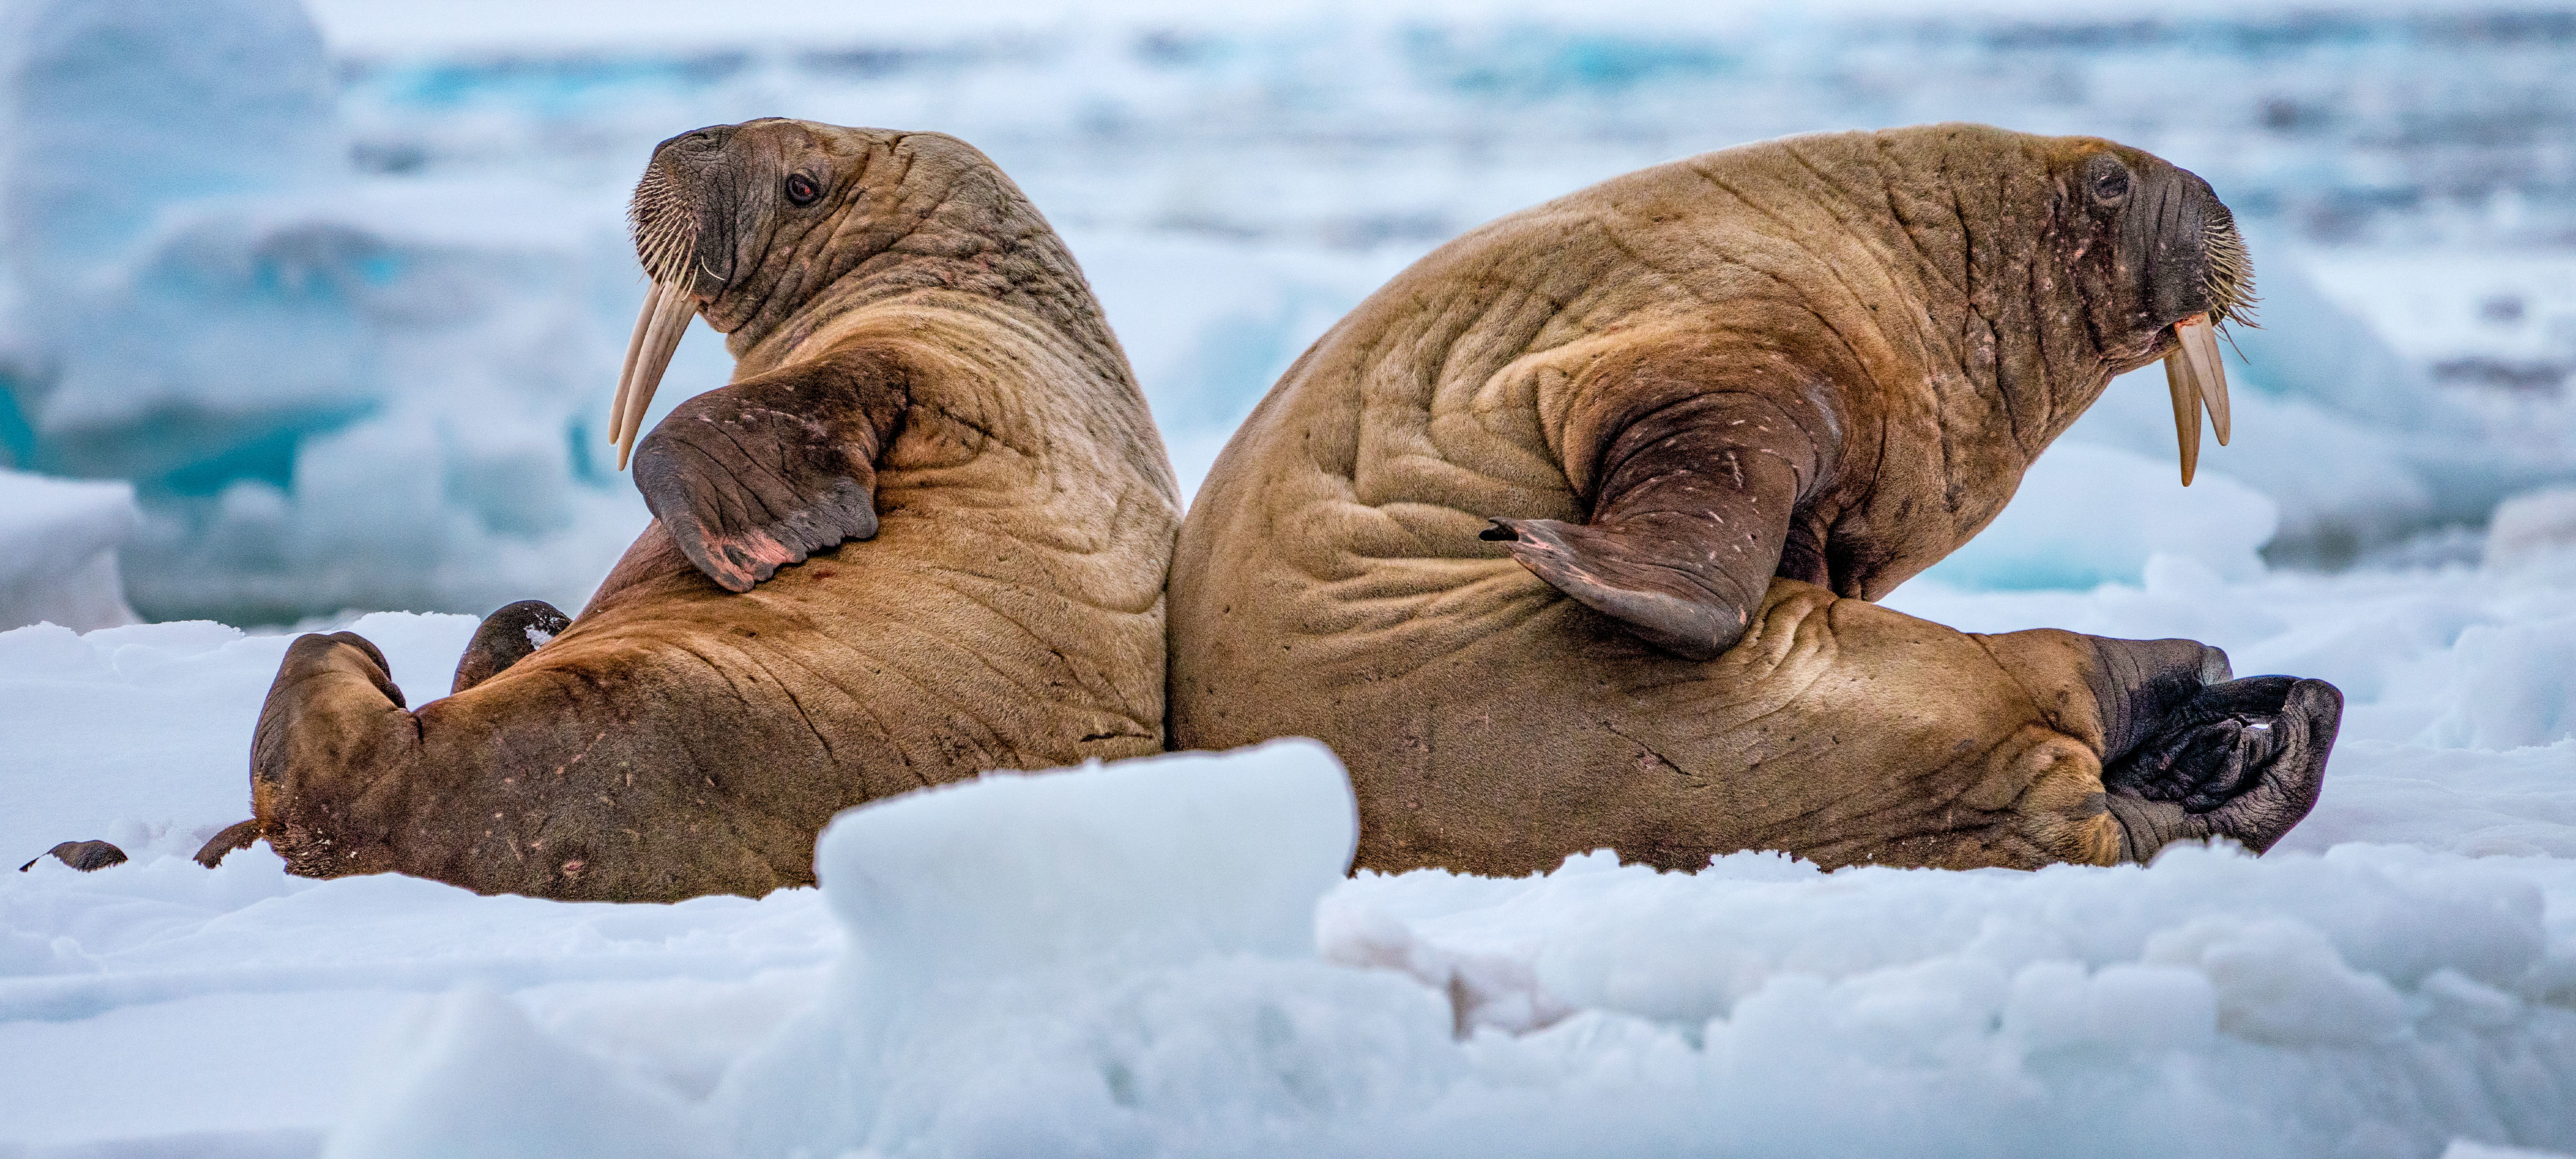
2178,316,2231,446
2163,346,2204,487
615,283,697,471
609,281,667,447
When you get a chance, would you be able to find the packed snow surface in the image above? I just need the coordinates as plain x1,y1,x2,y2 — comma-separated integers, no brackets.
7,528,2576,1157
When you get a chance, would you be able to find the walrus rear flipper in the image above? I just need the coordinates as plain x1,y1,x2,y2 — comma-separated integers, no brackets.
193,819,266,868
247,632,423,880
1484,386,1830,660
451,599,571,695
19,840,128,872
2104,676,2340,860
636,347,910,592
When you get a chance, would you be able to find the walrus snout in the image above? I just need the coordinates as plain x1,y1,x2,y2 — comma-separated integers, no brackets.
611,124,752,469
2139,164,2250,485
637,123,746,286
2125,164,2237,326
612,120,818,468
2089,149,2255,486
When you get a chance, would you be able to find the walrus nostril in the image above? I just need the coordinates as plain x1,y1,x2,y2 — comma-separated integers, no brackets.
673,126,732,151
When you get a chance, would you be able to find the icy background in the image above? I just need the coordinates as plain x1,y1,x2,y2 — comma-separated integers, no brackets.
9,0,2576,1154
1,0,2575,621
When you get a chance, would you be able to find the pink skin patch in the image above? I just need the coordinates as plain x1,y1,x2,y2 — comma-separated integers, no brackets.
706,531,804,592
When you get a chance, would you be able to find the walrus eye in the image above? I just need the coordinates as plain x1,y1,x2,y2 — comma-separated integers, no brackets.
2091,167,2131,205
785,173,821,206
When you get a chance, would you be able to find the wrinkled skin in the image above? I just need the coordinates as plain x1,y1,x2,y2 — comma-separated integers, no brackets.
1170,123,2339,875
211,122,1180,901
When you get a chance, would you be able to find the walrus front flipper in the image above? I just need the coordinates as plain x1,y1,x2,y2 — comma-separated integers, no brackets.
635,348,910,592
451,599,572,695
1483,388,1830,660
2103,676,2342,860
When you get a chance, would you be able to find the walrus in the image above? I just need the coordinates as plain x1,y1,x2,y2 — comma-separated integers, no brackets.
1168,123,2342,876
197,120,1180,901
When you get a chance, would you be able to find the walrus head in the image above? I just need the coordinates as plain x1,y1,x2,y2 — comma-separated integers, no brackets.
2054,141,2258,485
609,118,917,469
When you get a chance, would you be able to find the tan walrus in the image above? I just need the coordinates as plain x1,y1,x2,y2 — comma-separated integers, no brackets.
1170,123,2342,876
197,120,1179,901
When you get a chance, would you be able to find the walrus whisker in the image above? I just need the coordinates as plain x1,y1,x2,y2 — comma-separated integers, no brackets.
611,279,667,447
626,162,699,287
616,280,697,470
2201,214,2260,330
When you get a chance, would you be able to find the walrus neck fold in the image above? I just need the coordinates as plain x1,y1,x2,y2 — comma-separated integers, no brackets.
1889,134,2255,481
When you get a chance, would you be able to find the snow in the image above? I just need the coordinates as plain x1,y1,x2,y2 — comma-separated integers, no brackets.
2490,489,2576,572
0,611,475,865
0,469,137,632
8,536,2576,1155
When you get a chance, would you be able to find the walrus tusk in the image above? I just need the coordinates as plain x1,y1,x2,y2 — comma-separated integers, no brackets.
2161,316,2231,485
615,281,697,471
609,280,666,448
2179,315,2231,446
2163,352,2202,486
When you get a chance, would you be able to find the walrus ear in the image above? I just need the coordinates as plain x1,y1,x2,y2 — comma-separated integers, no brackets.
634,349,911,593
1486,389,1823,661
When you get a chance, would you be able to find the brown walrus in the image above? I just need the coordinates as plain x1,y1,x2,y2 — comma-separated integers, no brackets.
198,120,1180,901
1169,123,2342,876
